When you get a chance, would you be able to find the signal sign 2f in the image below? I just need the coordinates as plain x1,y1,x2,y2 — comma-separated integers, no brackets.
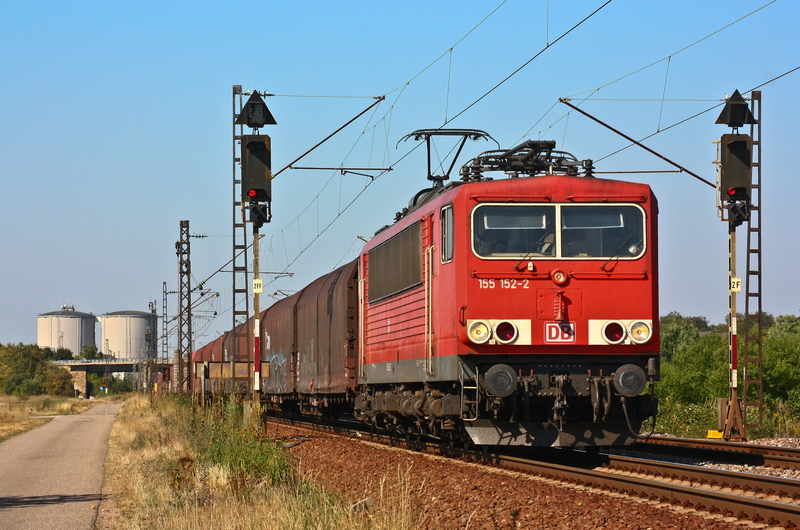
545,322,576,343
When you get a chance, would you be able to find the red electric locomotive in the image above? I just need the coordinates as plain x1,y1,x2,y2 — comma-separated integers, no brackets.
193,129,659,448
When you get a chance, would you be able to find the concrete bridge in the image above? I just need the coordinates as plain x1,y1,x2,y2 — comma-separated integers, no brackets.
52,359,174,396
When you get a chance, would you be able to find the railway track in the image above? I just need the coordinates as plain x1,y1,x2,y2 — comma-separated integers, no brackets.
637,435,800,471
601,453,800,501
273,418,800,528
498,453,800,529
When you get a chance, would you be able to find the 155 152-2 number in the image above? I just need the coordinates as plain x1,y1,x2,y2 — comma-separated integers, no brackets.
478,279,529,289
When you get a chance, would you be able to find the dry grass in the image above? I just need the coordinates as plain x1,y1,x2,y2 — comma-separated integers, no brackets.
0,395,104,442
104,394,417,530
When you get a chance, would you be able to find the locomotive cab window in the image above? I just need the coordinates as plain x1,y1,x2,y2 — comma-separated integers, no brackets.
472,203,645,260
561,205,644,258
473,205,556,258
441,205,454,263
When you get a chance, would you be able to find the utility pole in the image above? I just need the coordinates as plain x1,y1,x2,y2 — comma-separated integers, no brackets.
145,301,158,395
176,220,192,393
162,282,169,363
723,221,745,441
253,227,262,403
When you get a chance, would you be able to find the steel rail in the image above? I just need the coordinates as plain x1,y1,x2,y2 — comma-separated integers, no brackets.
638,436,800,470
603,454,800,503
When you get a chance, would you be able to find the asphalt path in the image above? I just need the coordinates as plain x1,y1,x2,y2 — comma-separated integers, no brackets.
0,402,121,530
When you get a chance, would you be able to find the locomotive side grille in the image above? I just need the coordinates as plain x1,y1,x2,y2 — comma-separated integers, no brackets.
367,222,422,303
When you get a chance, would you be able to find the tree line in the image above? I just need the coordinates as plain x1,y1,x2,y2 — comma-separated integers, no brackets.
658,312,800,437
0,343,124,397
0,344,76,396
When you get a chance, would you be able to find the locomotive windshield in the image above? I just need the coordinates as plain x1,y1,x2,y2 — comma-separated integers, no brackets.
472,203,645,259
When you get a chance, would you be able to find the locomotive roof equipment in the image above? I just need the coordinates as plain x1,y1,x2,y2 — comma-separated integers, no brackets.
398,129,498,186
460,139,595,180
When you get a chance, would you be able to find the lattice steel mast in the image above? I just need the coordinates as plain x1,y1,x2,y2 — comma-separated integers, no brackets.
232,85,251,390
176,220,192,392
743,91,764,435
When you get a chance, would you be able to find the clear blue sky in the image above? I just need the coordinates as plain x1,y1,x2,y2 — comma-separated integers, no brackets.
1,0,798,349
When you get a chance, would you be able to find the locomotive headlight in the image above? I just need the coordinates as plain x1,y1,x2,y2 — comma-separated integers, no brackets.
493,321,518,344
602,321,626,344
628,321,652,344
468,321,492,344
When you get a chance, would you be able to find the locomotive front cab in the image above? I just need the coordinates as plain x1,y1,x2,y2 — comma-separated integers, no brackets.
457,176,660,447
353,133,660,448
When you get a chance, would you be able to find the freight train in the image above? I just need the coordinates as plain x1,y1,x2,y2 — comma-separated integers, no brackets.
193,129,659,448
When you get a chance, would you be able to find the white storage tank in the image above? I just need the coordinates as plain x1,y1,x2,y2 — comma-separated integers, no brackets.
37,304,97,357
100,311,155,360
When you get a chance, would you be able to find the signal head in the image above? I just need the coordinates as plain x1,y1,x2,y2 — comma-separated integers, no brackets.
718,134,751,206
241,135,272,204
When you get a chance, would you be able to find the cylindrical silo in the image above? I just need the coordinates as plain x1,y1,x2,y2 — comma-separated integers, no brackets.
37,304,97,357
100,311,155,360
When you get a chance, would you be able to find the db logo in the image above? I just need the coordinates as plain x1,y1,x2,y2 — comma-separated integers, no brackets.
545,322,576,343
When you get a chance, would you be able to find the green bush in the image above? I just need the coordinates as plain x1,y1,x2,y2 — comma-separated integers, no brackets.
659,333,728,404
657,312,800,438
762,400,800,439
188,397,293,489
654,396,718,438
659,311,704,362
763,329,800,407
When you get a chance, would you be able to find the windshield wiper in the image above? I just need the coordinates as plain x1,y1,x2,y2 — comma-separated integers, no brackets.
514,232,554,271
600,232,637,272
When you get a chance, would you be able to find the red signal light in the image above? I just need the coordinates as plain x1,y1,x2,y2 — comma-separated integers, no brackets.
725,186,749,205
245,188,269,202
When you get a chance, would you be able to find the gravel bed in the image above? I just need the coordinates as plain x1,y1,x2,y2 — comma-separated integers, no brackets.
750,439,800,449
270,421,778,530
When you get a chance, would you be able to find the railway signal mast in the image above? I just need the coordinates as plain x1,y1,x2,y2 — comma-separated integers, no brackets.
715,90,759,441
234,89,276,402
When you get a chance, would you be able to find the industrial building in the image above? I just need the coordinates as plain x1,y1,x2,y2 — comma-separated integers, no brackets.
99,310,156,360
37,304,97,357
